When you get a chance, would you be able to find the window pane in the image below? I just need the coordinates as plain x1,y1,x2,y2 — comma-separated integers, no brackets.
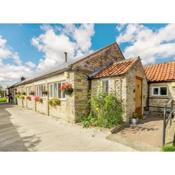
153,88,159,95
54,83,58,97
102,80,109,93
160,87,167,95
58,83,61,98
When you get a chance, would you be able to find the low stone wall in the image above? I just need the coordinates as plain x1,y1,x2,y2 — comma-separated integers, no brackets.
26,98,35,110
36,97,48,115
17,98,24,107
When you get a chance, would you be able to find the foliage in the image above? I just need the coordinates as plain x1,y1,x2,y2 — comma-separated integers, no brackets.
22,92,26,95
40,98,43,103
60,82,73,95
0,85,5,97
33,96,43,103
80,112,98,128
15,94,25,99
81,93,123,128
26,96,32,101
162,144,175,152
48,98,61,107
0,97,7,103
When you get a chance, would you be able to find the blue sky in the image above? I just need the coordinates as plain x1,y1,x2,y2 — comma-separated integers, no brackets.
0,23,167,64
0,23,175,87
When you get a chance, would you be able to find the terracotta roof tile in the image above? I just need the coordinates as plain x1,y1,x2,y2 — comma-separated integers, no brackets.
94,58,138,78
144,61,175,82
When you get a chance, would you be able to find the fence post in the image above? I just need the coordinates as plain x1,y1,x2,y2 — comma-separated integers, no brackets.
162,105,166,146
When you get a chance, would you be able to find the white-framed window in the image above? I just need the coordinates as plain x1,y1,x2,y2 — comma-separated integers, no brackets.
26,86,32,96
152,86,167,96
102,79,109,93
35,84,46,97
48,81,65,99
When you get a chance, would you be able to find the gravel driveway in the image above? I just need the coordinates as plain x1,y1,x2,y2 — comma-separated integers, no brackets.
0,104,134,151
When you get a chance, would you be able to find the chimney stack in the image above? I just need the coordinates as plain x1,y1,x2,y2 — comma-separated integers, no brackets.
64,52,68,63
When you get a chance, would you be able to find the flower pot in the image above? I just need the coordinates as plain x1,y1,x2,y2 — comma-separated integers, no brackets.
65,88,73,95
131,118,139,125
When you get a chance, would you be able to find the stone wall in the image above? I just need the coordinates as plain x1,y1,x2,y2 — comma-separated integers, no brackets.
125,60,148,120
148,82,175,112
15,71,89,123
72,43,124,73
74,71,89,122
91,59,148,122
91,76,128,120
15,71,76,122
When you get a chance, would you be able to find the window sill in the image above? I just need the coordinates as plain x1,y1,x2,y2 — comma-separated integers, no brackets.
150,96,169,99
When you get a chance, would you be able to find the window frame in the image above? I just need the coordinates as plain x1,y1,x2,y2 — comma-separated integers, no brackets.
152,86,168,96
35,84,46,97
48,81,66,100
101,79,109,94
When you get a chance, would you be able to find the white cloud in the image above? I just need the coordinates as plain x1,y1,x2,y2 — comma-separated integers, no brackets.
116,24,175,64
0,35,35,88
0,24,95,87
32,24,95,71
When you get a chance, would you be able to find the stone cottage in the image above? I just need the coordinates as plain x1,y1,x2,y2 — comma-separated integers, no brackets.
8,42,148,123
144,61,175,112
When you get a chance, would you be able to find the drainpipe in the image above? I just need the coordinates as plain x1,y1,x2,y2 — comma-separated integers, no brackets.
147,82,150,111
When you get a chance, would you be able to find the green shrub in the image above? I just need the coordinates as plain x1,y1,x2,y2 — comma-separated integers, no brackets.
48,98,61,107
162,144,175,152
0,97,7,103
81,93,123,128
81,112,98,128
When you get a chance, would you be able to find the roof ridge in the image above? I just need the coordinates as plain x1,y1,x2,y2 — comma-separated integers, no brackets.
144,60,175,68
72,42,123,65
113,57,138,65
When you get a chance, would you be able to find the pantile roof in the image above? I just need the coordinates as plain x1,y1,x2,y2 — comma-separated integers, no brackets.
144,61,175,82
93,58,138,78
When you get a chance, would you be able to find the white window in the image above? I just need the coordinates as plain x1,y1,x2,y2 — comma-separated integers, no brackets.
35,84,46,97
26,86,32,96
102,79,109,93
152,86,167,96
49,81,65,99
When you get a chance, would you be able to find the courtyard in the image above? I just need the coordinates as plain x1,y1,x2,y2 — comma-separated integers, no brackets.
0,104,134,151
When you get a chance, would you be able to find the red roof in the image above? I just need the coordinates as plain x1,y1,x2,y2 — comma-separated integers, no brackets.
94,58,138,78
144,61,175,82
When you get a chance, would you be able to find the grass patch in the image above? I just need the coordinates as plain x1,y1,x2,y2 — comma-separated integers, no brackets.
0,97,7,103
162,144,175,152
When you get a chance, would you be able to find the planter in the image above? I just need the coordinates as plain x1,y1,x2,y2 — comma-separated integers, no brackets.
65,88,73,95
131,118,139,125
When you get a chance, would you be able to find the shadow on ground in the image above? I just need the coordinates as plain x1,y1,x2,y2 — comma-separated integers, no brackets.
0,104,41,151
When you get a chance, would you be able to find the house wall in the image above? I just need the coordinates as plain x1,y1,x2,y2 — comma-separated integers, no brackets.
125,60,148,120
15,71,89,122
148,82,175,112
72,43,124,73
91,60,148,122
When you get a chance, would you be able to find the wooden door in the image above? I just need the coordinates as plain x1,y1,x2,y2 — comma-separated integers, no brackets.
135,77,142,114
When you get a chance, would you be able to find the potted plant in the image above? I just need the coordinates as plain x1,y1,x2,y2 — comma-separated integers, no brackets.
60,82,73,95
48,98,61,107
29,91,35,96
22,92,26,95
131,112,139,125
26,96,31,101
42,90,48,96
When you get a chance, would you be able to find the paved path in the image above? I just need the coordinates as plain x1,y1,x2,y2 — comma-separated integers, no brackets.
0,104,134,151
